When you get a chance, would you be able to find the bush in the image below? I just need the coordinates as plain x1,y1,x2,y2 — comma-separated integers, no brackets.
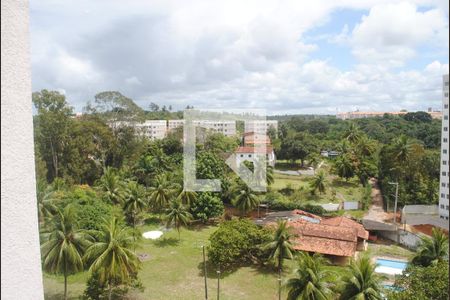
207,219,271,268
301,203,326,215
82,271,144,300
190,192,224,223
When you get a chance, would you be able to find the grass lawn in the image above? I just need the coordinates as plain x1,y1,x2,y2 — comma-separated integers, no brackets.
271,171,364,206
43,224,295,300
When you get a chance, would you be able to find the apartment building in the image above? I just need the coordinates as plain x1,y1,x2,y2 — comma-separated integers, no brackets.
135,120,168,139
336,110,442,120
168,119,185,131
439,74,449,221
244,120,278,134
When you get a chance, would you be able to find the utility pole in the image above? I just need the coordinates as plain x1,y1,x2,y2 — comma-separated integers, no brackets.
278,269,282,300
388,182,399,225
203,246,208,300
216,265,220,300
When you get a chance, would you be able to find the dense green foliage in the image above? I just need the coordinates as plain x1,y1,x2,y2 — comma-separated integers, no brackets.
389,262,449,300
189,192,224,222
207,219,271,268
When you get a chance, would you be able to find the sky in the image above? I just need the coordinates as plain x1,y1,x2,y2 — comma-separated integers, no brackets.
30,0,449,115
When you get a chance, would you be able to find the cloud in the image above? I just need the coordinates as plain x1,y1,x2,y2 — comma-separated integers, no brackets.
30,0,449,114
350,2,448,66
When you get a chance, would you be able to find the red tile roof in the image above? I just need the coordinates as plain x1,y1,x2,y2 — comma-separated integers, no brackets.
292,209,322,220
235,146,273,154
321,216,369,240
290,221,358,257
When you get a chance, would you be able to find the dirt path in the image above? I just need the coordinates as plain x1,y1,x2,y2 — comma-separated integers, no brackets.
364,178,393,223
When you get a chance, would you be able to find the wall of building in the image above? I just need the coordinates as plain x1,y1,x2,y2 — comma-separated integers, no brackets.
439,74,449,220
1,0,45,298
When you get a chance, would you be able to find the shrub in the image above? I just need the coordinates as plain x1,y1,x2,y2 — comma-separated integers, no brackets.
190,192,224,223
207,219,271,268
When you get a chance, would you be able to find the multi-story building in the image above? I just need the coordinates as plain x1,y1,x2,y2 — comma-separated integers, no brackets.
195,120,236,136
135,120,168,139
336,110,442,120
244,120,278,134
439,74,449,221
168,119,185,131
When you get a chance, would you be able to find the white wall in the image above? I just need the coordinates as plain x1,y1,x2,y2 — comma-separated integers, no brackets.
1,0,45,298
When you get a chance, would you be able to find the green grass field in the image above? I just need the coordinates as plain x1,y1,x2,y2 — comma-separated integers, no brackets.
42,224,414,299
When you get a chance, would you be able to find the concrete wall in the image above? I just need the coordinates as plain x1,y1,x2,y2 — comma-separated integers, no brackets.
377,229,422,250
1,0,45,298
344,201,359,210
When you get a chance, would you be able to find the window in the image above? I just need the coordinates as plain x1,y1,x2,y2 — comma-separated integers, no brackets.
446,216,449,220
445,115,449,120
444,149,448,154
443,172,447,176
445,93,449,97
441,204,445,208
443,183,447,187
445,104,449,109
240,154,243,157
444,160,448,165
441,193,445,197
445,127,448,132
445,138,448,143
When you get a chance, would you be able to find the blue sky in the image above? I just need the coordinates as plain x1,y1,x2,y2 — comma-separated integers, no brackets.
30,0,449,115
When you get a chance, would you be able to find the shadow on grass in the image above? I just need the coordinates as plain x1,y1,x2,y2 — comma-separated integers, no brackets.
331,178,358,189
144,215,162,225
153,237,180,247
45,292,79,300
197,260,281,280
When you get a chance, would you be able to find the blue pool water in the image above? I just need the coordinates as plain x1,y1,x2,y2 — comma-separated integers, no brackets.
376,258,408,270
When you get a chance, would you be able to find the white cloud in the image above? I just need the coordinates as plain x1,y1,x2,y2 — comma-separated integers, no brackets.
350,2,448,66
30,0,449,113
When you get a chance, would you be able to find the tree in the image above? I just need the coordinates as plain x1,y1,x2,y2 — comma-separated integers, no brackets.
123,181,147,231
97,167,124,205
148,174,179,212
389,262,448,300
263,220,295,273
340,255,383,300
36,180,57,223
310,171,327,194
403,111,432,123
333,154,355,181
84,217,141,300
41,206,92,300
232,183,260,216
412,228,449,267
207,219,271,268
165,200,192,239
33,90,73,181
285,252,333,300
189,192,224,222
177,190,197,206
344,123,362,143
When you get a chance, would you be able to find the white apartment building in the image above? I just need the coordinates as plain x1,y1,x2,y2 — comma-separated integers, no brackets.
168,119,185,131
135,120,168,139
244,120,278,134
439,74,449,221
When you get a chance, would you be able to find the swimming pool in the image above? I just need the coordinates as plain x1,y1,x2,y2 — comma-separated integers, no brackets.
375,258,408,275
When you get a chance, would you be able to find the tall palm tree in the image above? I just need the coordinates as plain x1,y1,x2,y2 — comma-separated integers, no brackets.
333,155,355,181
310,170,327,194
177,189,197,206
37,180,57,223
308,155,321,175
165,200,192,240
285,252,333,300
340,255,383,300
41,206,92,300
148,174,179,211
123,181,147,231
97,167,124,205
412,228,449,267
356,136,377,157
264,220,295,273
392,135,414,164
344,123,362,143
84,217,140,300
232,183,260,216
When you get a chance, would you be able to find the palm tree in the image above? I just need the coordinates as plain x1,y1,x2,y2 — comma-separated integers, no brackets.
285,252,333,300
123,181,147,231
148,174,179,212
97,167,124,205
344,123,362,143
392,135,414,164
356,136,377,157
310,170,327,194
264,220,295,273
177,189,197,206
41,206,92,300
412,228,449,267
165,200,192,240
36,180,57,223
232,183,260,216
308,155,321,175
333,155,355,181
340,255,383,300
84,217,140,300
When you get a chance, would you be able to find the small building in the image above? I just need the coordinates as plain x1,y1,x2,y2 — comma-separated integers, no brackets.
321,216,369,251
243,132,271,146
235,146,276,167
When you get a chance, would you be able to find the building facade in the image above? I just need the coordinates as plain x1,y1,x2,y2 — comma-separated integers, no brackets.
439,74,449,220
244,120,278,134
135,120,168,139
